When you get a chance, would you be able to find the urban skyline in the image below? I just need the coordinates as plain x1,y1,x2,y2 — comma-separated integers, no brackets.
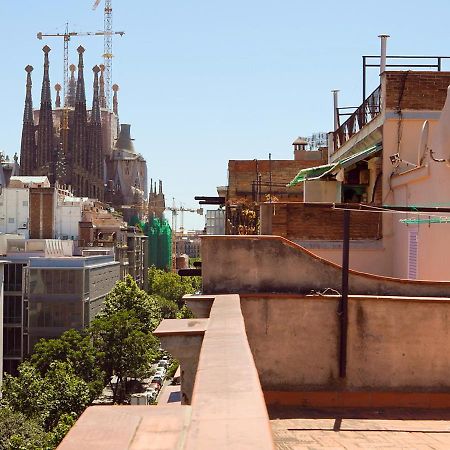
2,0,450,230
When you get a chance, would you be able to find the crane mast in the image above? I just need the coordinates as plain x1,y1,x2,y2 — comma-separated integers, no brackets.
166,201,204,271
93,0,114,110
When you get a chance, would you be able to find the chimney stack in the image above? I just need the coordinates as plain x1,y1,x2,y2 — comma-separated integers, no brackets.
332,89,340,131
378,34,390,75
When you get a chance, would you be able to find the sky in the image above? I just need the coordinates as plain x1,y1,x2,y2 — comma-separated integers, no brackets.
1,0,450,230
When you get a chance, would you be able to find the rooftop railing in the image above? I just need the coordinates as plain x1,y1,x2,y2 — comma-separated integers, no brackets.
334,85,381,153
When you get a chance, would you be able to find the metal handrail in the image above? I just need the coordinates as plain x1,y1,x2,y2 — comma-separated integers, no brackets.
333,85,381,152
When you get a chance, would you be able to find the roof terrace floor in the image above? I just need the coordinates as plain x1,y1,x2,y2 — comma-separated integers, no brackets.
269,407,450,449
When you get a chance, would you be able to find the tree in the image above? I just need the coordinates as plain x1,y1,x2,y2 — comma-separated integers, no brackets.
89,310,159,404
102,275,162,332
155,295,179,319
30,329,105,400
1,361,91,433
0,407,50,450
43,362,91,430
1,362,51,426
148,266,199,306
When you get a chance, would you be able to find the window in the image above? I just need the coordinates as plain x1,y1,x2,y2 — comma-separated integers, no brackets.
3,327,22,357
408,230,419,279
5,263,24,291
29,269,83,295
4,295,22,324
8,218,15,223
29,299,82,329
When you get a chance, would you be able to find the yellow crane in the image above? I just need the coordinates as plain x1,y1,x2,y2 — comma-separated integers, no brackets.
166,200,203,271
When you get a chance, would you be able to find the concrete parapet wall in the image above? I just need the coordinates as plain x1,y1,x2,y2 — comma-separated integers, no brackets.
201,235,450,297
241,294,450,394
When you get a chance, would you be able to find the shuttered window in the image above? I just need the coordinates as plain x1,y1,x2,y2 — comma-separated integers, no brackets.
408,230,419,279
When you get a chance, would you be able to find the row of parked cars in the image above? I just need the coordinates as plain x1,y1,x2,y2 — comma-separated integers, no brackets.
130,355,170,405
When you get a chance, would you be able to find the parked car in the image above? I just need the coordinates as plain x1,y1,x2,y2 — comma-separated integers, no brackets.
152,376,163,385
158,360,169,368
149,382,160,391
155,368,166,377
146,388,157,402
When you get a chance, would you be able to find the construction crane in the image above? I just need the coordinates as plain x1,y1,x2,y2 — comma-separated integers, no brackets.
92,0,116,110
166,200,203,271
37,24,124,111
37,25,125,164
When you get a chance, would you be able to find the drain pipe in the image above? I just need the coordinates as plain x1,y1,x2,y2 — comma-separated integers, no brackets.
378,34,390,74
339,209,351,378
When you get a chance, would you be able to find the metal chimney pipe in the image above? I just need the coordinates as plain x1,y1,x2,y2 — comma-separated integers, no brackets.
332,90,340,131
378,34,390,74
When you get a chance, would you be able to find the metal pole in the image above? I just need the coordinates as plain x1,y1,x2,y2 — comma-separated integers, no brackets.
269,153,272,203
378,34,390,75
332,90,340,131
339,209,350,378
362,56,366,102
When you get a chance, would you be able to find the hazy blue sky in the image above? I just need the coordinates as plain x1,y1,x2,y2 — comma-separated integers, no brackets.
1,0,450,229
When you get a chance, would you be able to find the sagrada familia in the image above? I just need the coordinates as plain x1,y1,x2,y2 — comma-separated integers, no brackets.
19,45,148,221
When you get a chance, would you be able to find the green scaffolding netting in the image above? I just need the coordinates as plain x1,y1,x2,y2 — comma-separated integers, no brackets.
147,217,172,270
128,217,172,270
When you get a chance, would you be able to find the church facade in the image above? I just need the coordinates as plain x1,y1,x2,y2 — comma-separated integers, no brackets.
19,45,148,220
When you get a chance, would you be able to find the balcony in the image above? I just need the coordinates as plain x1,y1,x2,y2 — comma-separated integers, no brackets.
333,85,381,154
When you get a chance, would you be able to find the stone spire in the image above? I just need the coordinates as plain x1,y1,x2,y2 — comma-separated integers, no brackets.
72,46,89,195
36,45,55,179
99,64,107,109
75,46,86,104
112,83,119,116
91,66,101,126
67,64,77,107
54,83,61,108
89,65,104,199
20,65,36,175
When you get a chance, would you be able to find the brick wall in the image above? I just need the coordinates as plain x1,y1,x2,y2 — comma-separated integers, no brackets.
29,188,55,239
228,158,327,204
385,71,450,111
271,203,382,240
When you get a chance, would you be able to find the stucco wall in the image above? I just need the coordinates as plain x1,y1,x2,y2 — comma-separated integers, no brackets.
201,235,450,297
382,115,450,281
241,294,450,392
309,245,392,277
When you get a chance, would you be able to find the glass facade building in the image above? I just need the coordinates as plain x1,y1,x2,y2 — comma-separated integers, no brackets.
2,254,120,375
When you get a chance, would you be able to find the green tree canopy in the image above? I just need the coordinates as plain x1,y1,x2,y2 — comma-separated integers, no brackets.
0,407,50,450
1,361,90,432
30,329,105,400
89,310,159,403
148,266,200,306
102,275,162,332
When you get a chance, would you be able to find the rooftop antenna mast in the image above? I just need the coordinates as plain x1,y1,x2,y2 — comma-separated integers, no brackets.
92,0,115,110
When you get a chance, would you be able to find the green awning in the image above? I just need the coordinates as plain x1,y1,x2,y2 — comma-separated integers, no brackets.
338,144,381,169
287,163,337,187
288,144,381,187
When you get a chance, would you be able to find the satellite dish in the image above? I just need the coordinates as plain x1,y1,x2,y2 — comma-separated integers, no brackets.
418,120,429,166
